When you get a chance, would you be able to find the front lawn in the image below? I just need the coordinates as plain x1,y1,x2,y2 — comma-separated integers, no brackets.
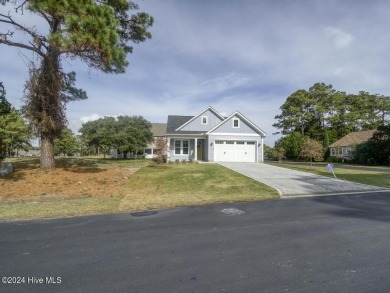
0,158,278,220
119,163,279,211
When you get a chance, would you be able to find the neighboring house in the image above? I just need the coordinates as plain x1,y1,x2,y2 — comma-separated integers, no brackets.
144,123,168,159
166,106,266,162
329,129,376,159
13,149,41,157
111,122,167,159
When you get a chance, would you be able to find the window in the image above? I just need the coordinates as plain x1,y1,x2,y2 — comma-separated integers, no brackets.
246,141,256,145
201,116,208,125
330,148,335,156
175,140,181,155
183,140,189,155
144,148,152,155
236,141,245,145
174,140,189,155
233,118,240,128
226,141,235,144
215,141,224,144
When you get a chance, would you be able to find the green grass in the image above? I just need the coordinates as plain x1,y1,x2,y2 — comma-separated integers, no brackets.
119,163,279,211
267,162,390,188
0,195,123,221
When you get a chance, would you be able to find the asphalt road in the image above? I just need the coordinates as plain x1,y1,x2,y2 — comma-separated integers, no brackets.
1,191,390,292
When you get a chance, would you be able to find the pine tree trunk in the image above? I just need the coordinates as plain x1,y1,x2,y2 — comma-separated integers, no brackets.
25,42,64,170
40,134,55,169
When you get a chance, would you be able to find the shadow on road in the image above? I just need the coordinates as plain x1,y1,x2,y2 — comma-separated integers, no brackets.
313,192,390,222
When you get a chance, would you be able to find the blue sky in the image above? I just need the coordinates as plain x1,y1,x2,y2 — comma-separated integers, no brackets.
1,0,390,146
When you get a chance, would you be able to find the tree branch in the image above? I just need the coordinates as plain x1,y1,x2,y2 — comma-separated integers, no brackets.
0,37,45,57
0,11,47,56
36,10,52,27
12,0,28,13
0,12,48,53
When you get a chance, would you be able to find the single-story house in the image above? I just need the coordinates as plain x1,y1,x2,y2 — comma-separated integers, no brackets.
329,129,376,159
166,106,266,162
144,123,168,159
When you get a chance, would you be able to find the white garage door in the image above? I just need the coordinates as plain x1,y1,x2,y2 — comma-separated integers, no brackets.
214,141,256,162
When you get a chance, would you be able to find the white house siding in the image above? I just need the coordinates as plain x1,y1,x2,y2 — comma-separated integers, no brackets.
329,146,354,159
208,135,264,162
180,109,223,132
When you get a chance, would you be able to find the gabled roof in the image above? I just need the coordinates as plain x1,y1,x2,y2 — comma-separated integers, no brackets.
329,129,376,147
207,111,267,137
151,123,167,137
166,115,194,134
175,106,225,131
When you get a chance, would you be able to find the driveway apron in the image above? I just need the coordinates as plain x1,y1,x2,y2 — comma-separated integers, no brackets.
218,162,385,196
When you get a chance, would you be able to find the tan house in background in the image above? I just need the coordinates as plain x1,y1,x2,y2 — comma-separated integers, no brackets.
329,129,376,159
144,123,167,158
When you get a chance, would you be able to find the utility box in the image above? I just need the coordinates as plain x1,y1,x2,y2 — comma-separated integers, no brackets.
0,162,13,177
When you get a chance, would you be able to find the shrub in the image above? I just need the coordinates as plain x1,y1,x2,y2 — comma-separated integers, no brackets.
152,154,167,164
326,157,342,163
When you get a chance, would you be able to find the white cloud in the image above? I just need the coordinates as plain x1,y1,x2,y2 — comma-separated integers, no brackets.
324,27,354,48
2,0,390,148
80,114,102,124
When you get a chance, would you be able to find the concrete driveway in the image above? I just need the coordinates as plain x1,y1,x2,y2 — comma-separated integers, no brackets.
218,162,385,196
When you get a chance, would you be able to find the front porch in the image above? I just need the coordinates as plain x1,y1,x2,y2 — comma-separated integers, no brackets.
167,137,207,162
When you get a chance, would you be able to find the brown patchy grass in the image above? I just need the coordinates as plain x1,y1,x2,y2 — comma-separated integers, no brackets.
0,158,138,198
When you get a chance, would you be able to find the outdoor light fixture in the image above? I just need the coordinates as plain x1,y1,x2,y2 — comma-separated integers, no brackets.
210,142,213,147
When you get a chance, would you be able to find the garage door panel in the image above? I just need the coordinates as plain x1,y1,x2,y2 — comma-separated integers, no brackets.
214,141,256,162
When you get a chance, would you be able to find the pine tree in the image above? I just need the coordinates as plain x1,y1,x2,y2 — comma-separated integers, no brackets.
0,1,153,169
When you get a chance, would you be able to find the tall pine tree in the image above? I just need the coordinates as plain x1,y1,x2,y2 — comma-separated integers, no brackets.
0,1,153,169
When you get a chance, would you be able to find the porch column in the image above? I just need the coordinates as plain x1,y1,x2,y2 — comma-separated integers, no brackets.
261,137,264,162
194,138,198,161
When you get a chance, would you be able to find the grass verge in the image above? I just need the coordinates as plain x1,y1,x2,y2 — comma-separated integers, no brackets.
0,159,279,221
0,195,123,221
267,162,390,188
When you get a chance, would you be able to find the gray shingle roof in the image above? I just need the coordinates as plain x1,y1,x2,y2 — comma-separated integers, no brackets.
151,123,167,136
166,115,194,134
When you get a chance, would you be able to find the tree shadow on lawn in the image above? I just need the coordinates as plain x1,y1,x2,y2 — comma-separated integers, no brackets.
0,171,28,182
7,158,40,170
57,158,106,173
313,192,390,223
1,158,107,180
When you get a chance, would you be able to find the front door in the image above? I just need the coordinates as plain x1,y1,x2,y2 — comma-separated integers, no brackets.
197,140,202,161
